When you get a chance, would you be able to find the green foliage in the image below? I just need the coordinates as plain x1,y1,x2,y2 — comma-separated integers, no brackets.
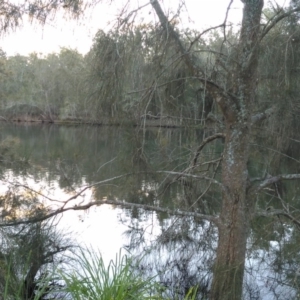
0,25,221,124
1,260,56,300
0,244,198,299
61,248,198,300
61,248,161,300
0,49,88,120
0,0,87,33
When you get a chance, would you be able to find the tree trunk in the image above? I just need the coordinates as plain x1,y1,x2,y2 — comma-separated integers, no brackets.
210,1,263,299
210,123,252,300
150,0,264,298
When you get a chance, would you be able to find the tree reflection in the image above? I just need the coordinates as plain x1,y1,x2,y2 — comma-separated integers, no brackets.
0,124,300,298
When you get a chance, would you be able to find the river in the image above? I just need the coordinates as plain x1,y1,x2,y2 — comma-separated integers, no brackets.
0,122,298,299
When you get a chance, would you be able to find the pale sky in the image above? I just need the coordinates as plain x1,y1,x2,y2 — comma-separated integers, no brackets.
0,0,287,56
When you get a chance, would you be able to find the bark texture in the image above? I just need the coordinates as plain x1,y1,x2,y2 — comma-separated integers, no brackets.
210,1,263,299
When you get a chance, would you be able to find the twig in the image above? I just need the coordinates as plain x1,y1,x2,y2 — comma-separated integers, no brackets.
191,133,225,168
156,170,223,188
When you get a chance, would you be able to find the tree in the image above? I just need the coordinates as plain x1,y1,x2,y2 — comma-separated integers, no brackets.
0,0,86,32
139,1,300,299
78,1,300,298
3,1,300,299
145,1,263,298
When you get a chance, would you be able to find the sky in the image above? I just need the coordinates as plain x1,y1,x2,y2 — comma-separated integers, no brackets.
0,0,288,56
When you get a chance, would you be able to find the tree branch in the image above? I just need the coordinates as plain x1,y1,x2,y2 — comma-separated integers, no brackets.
191,133,225,168
254,174,300,192
256,208,300,229
12,173,132,207
0,198,220,228
251,106,275,124
149,0,229,99
156,170,223,188
260,6,300,41
188,0,233,52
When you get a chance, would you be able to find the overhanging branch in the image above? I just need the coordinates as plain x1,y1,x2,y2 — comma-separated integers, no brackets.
261,6,300,41
149,0,229,99
0,198,220,228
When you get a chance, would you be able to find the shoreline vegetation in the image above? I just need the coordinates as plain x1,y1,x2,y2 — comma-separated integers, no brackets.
4,246,198,300
0,103,209,128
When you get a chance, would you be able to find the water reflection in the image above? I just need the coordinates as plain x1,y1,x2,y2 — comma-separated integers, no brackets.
0,124,191,260
0,123,299,299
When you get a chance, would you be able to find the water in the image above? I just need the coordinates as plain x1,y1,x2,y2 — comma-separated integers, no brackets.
0,123,298,299
0,124,191,260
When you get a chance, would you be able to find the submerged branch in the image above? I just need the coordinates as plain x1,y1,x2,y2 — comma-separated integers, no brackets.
11,173,132,206
0,198,220,228
0,171,222,227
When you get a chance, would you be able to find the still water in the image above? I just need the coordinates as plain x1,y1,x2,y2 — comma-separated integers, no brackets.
0,123,178,257
0,123,298,299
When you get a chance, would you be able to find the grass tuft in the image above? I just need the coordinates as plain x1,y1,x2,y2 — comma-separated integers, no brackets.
61,248,162,300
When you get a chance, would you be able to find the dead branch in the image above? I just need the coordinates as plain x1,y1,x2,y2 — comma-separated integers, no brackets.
11,173,132,207
119,2,150,27
191,133,225,168
0,198,220,228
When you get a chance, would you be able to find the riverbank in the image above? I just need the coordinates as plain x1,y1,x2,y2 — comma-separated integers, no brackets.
0,114,207,128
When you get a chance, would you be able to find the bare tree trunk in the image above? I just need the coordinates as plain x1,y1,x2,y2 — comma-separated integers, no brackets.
210,126,252,300
150,0,264,299
210,1,263,299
